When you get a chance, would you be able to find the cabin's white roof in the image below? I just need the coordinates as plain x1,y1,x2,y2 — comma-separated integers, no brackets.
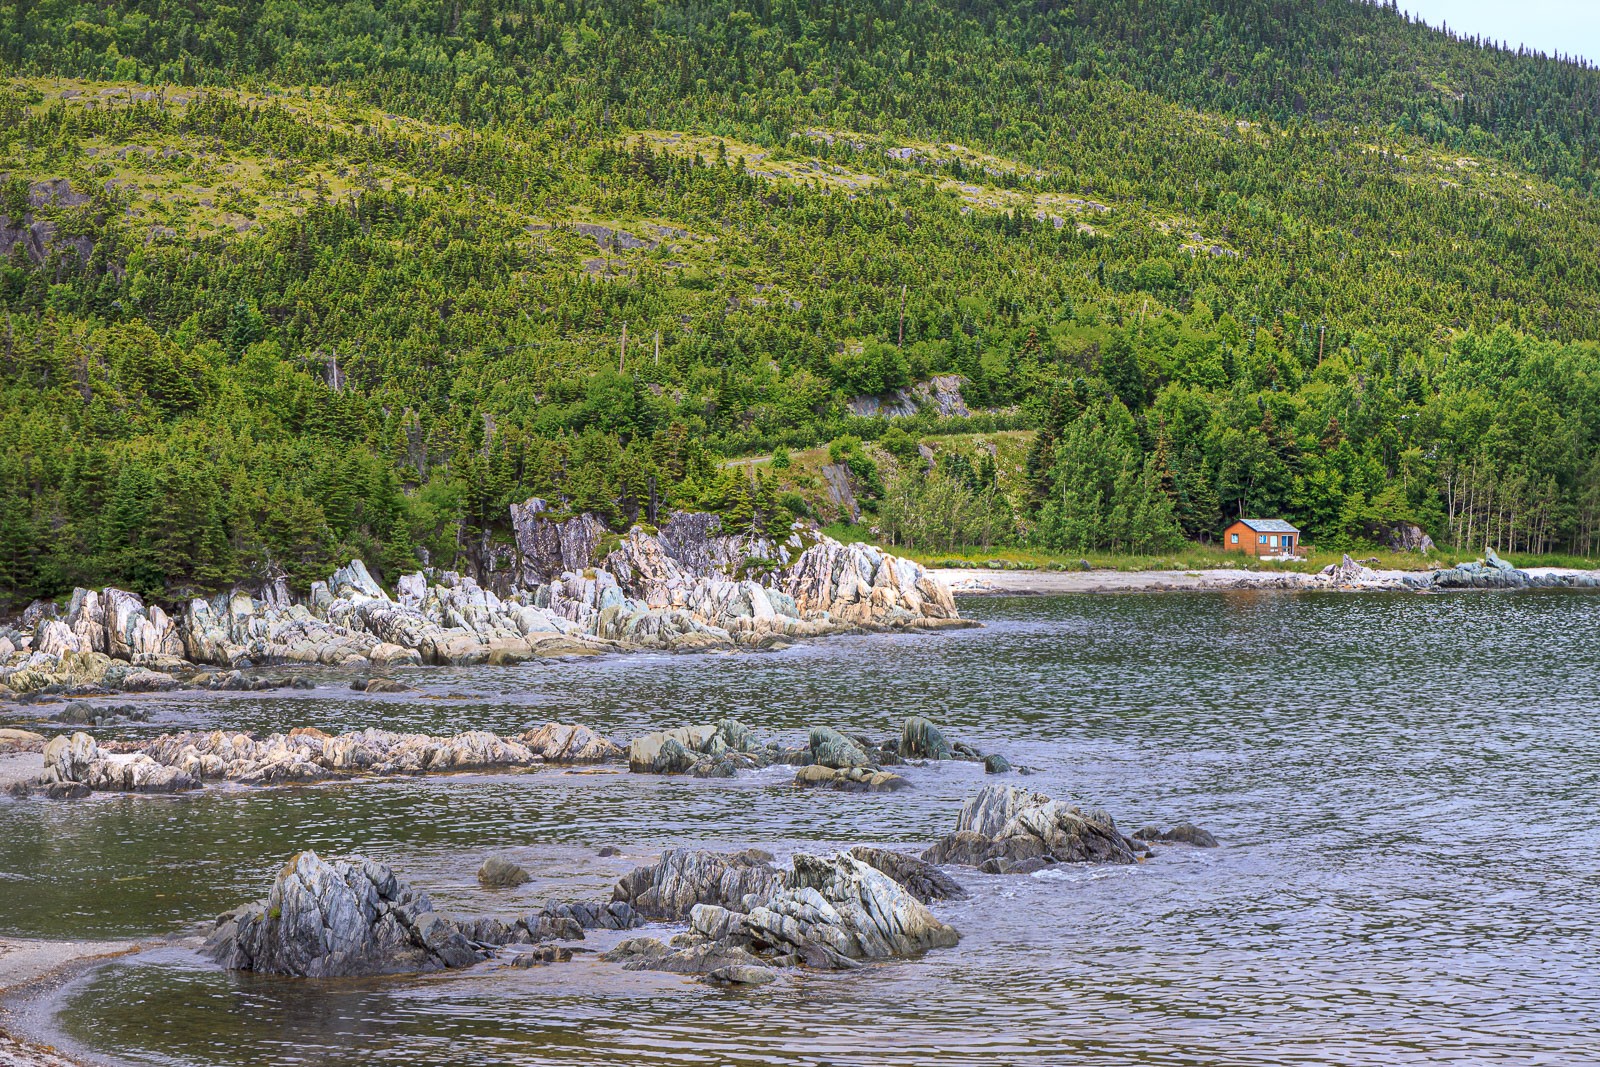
1236,518,1300,534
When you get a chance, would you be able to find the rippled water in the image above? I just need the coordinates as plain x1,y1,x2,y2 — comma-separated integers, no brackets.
5,591,1600,1065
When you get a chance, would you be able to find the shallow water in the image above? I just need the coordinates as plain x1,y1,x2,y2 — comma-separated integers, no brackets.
4,591,1600,1065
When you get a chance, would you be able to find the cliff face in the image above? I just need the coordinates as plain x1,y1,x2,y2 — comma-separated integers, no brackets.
0,512,967,695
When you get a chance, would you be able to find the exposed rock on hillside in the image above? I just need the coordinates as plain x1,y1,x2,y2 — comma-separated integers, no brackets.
1,514,967,696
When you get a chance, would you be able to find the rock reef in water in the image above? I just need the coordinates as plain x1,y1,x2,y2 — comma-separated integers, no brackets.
0,515,967,697
11,722,618,796
204,851,643,978
9,714,1019,800
604,849,960,983
625,715,1018,787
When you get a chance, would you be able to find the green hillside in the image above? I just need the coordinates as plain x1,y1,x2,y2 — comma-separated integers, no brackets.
2,0,1600,607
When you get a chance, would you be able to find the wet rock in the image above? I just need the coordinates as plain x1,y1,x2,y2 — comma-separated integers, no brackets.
979,855,1057,875
518,722,623,763
601,935,777,985
794,764,909,792
744,852,960,959
808,726,873,769
1161,823,1219,848
535,900,642,931
478,856,532,888
363,678,411,693
982,754,1012,774
900,716,952,760
628,725,715,772
923,784,1136,868
612,848,784,919
846,847,967,902
628,720,765,775
509,944,574,967
1131,825,1163,841
29,724,606,795
597,846,622,857
205,851,486,977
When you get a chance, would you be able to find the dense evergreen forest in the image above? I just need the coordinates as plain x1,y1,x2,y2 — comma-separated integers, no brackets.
2,0,1599,607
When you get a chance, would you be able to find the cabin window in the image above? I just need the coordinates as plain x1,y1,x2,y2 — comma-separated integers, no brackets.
1259,535,1267,544
1230,533,1238,544
1270,535,1279,547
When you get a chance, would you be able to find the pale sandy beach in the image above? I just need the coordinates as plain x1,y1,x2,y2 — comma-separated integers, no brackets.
1,938,144,1066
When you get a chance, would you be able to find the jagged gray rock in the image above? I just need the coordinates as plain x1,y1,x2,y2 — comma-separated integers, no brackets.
611,848,783,919
923,784,1137,870
744,852,960,959
847,846,967,902
205,851,485,977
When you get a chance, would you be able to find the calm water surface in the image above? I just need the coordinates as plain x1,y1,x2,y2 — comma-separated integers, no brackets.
3,591,1598,1065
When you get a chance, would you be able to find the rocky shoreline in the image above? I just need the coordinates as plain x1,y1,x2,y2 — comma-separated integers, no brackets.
0,511,969,701
946,549,1600,596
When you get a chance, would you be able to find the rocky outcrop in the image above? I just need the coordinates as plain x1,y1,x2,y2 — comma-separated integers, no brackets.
205,851,647,979
612,848,784,919
41,732,198,794
846,846,967,902
923,784,1138,873
605,850,961,985
206,852,486,977
745,852,960,959
627,719,771,776
900,716,952,760
22,723,617,796
2,517,966,696
520,722,624,763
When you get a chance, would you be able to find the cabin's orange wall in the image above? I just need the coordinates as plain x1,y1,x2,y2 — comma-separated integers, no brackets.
1223,520,1298,556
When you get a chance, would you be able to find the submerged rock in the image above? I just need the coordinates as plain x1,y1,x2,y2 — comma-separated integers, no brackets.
478,856,532,888
793,764,908,792
1160,823,1220,848
923,784,1137,870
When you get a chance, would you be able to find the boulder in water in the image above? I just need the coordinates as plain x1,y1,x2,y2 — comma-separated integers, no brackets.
205,851,486,977
923,784,1136,869
478,856,532,887
900,716,952,760
1161,823,1219,848
808,726,873,769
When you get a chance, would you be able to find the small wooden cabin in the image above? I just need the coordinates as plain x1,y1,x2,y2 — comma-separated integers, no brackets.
1224,518,1302,557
